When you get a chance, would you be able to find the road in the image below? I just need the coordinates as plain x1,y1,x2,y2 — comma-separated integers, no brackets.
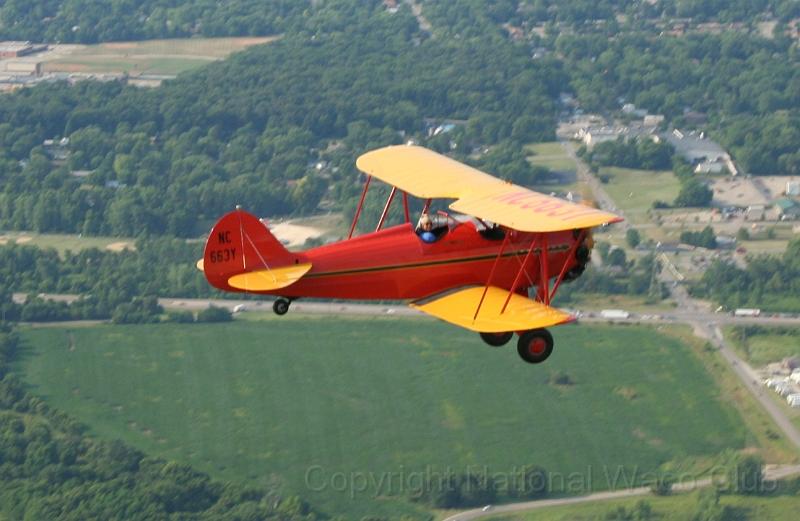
560,138,800,453
560,140,630,232
443,464,800,521
668,282,800,451
13,293,800,327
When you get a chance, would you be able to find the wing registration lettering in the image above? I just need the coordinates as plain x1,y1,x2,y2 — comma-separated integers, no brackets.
491,191,601,220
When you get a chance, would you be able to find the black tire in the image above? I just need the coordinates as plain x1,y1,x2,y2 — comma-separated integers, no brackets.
480,331,513,347
517,329,554,364
273,298,290,316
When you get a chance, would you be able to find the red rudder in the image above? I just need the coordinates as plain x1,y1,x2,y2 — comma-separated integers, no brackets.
202,209,294,291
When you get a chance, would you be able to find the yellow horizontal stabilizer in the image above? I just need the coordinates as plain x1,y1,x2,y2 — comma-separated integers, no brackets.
356,145,622,232
411,286,574,333
227,263,312,291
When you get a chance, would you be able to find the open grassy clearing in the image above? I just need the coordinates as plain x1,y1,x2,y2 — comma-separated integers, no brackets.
724,327,800,367
19,320,755,518
563,293,676,313
44,56,212,75
601,167,682,226
76,37,278,58
739,239,792,256
525,142,579,174
0,231,134,255
663,326,797,463
487,488,800,520
722,326,800,431
43,36,277,76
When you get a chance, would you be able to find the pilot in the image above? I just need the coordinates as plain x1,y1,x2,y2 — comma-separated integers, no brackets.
416,213,437,243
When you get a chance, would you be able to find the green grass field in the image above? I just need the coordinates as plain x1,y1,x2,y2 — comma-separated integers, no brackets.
44,36,277,76
19,319,753,518
487,489,800,520
45,56,213,75
724,327,800,367
525,142,578,174
601,167,682,226
0,231,134,255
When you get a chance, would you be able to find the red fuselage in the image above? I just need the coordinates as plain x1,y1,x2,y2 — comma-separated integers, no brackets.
263,222,580,301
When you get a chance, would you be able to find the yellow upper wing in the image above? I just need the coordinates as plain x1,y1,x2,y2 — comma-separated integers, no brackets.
356,145,622,232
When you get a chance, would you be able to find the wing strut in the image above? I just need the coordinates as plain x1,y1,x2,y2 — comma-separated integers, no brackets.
538,234,549,305
473,230,511,320
348,175,372,239
501,235,539,314
375,186,397,232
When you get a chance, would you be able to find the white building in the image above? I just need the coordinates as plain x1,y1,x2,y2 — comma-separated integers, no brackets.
775,382,793,396
787,394,800,408
694,159,728,174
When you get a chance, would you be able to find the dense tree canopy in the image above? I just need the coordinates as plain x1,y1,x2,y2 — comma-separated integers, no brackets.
0,0,310,43
0,3,563,237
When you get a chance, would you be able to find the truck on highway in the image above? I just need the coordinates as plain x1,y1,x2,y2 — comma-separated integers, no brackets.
601,309,630,320
733,308,761,317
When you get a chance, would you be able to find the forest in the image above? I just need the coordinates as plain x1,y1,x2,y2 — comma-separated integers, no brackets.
4,1,800,45
0,1,560,237
0,0,309,43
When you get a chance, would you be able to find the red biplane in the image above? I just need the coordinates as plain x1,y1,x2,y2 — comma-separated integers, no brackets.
198,145,622,363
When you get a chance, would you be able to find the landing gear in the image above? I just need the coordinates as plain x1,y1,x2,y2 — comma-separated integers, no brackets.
479,331,513,347
517,329,554,364
272,298,291,316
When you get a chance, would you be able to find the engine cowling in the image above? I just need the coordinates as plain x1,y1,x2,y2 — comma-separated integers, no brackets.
563,228,594,282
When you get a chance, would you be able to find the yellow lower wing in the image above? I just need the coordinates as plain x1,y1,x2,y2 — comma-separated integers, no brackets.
227,263,312,291
411,286,574,333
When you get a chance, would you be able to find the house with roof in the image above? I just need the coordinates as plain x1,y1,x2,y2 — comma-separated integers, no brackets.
775,198,800,220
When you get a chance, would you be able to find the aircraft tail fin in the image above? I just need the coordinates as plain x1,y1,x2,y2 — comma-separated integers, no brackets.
199,209,311,292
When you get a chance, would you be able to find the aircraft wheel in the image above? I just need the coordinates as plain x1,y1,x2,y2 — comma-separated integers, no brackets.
273,298,291,316
517,329,554,364
479,331,513,347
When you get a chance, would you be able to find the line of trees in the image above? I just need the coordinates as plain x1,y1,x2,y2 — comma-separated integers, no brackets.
680,226,718,249
580,138,674,171
558,250,666,303
0,237,217,321
691,236,800,312
410,464,549,509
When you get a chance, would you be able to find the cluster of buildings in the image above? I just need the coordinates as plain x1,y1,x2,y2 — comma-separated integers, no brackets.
1,40,173,92
763,358,800,408
574,107,737,176
0,41,47,58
